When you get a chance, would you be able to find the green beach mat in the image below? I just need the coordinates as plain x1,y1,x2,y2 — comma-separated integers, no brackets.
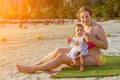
52,56,120,78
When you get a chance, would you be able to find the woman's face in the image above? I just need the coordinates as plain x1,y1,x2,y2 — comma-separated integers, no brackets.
80,11,92,26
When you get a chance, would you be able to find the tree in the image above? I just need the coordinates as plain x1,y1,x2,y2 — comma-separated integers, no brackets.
103,0,120,20
91,0,105,21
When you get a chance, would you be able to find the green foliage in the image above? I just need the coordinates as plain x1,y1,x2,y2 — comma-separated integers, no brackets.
57,4,75,19
0,0,120,19
102,0,120,20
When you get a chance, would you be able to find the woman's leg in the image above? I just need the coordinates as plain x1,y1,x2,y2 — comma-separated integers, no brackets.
84,55,99,67
16,53,73,73
16,53,99,73
35,48,71,65
72,55,99,68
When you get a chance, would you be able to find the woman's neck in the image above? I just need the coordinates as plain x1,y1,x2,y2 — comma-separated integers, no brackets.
84,21,93,30
87,21,93,27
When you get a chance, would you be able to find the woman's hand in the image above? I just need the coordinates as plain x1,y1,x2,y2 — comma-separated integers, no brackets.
84,32,95,42
84,25,108,50
65,37,71,44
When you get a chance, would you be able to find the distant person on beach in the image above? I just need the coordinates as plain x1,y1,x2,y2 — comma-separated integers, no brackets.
66,24,89,71
16,6,108,73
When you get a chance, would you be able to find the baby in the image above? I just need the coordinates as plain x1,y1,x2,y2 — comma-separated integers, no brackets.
66,24,89,71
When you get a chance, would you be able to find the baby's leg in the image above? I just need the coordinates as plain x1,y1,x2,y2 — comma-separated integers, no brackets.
72,58,77,65
72,52,81,65
80,55,85,71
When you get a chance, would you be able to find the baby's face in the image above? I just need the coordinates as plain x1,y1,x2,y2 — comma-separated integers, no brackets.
75,26,84,36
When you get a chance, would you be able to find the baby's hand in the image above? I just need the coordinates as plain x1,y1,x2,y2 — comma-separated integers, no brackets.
84,32,89,36
84,32,95,42
65,37,71,44
83,32,89,42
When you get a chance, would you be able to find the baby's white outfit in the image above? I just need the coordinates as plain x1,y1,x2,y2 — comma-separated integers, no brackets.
67,36,88,59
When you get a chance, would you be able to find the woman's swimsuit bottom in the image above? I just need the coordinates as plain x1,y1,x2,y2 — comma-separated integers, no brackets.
87,42,99,66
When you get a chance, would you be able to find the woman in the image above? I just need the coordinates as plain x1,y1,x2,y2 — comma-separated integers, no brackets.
16,6,108,73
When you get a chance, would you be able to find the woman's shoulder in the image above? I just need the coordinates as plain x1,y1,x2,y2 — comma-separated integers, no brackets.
92,22,105,36
93,22,102,28
93,22,103,31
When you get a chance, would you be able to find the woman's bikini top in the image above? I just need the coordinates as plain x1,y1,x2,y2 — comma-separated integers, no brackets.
87,41,96,49
86,25,96,49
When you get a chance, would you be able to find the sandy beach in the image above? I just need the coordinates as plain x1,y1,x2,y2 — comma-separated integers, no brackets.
0,20,120,80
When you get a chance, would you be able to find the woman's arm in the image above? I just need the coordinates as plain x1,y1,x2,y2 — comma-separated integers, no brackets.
90,24,108,50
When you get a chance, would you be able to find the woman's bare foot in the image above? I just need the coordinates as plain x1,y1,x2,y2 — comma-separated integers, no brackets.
16,64,36,73
80,66,84,72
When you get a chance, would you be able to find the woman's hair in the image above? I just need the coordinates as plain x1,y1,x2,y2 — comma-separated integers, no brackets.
77,6,93,19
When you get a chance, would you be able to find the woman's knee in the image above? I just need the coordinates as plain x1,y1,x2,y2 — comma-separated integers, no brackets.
56,54,65,59
55,54,72,65
55,48,64,54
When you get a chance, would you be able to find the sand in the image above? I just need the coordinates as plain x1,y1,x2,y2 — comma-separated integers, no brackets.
0,20,120,80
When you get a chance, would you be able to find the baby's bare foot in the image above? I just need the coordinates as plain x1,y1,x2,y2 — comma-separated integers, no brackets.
16,64,36,73
80,66,84,72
